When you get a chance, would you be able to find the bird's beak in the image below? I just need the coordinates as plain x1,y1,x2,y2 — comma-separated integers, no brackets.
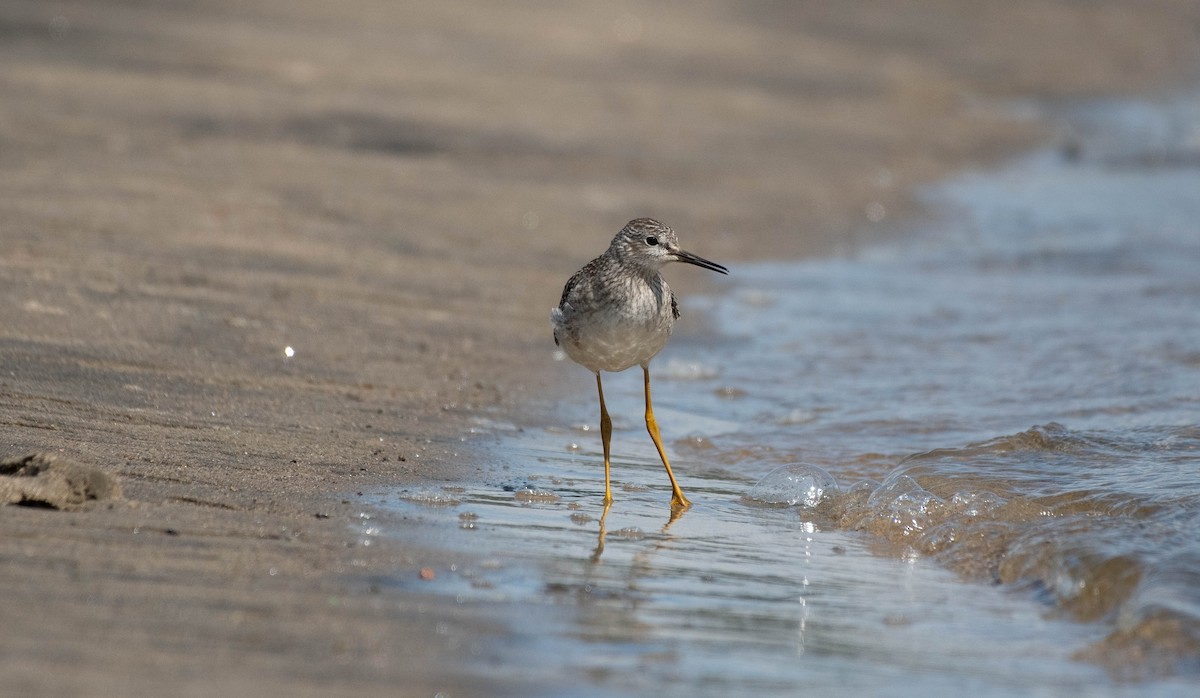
673,249,729,275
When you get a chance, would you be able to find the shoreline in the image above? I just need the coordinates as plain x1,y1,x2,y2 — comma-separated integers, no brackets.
3,1,1199,694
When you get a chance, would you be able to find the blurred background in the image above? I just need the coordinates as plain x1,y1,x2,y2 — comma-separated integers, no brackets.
2,1,1200,694
4,0,1198,402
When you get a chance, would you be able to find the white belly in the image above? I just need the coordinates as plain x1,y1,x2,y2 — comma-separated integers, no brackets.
551,268,675,374
558,316,670,373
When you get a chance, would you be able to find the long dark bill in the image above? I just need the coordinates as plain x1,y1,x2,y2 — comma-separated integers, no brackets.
675,250,729,275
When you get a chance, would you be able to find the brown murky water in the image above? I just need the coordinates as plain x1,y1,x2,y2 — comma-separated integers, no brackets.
382,93,1200,695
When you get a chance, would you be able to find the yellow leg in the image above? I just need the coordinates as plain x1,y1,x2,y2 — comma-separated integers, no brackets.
643,365,691,510
596,373,613,504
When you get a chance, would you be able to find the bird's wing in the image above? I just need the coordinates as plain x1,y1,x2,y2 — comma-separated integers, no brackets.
558,259,597,308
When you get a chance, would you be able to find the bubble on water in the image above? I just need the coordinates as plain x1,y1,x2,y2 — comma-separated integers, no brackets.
610,527,645,540
514,488,559,503
868,474,917,502
400,489,462,506
950,490,1007,517
746,463,840,508
920,521,964,552
866,473,946,535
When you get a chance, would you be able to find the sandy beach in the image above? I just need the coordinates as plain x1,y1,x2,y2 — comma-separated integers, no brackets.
2,1,1199,694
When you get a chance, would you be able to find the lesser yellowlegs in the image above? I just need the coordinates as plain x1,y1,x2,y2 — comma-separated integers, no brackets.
551,218,728,510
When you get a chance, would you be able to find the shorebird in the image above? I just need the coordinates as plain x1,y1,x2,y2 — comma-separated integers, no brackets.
551,218,728,510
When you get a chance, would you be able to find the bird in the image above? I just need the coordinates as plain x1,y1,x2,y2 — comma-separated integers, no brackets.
551,218,728,511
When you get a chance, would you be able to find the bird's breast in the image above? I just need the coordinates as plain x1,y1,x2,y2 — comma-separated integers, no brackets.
555,274,674,373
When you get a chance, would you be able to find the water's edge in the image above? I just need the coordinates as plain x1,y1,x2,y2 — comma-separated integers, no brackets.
373,90,1200,696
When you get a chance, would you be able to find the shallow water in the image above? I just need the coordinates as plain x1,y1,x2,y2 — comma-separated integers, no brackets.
383,93,1200,695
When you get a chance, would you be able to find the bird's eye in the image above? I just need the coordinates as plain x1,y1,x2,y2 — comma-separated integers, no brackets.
645,236,658,246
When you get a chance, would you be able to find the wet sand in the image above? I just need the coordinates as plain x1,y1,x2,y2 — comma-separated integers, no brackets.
2,0,1199,694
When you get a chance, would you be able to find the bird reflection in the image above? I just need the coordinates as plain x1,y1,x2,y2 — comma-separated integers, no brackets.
590,500,613,563
590,499,688,563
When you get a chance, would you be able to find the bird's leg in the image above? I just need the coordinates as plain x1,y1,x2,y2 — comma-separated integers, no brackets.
643,365,691,510
596,372,613,504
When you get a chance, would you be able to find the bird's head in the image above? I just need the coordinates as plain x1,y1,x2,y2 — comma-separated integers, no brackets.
608,218,728,276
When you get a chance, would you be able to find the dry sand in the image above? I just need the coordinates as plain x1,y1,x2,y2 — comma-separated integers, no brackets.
2,1,1198,694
